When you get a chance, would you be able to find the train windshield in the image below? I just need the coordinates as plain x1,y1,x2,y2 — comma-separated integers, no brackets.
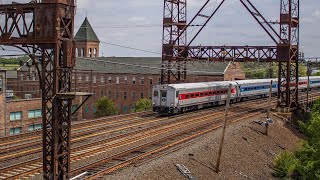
153,90,158,97
161,91,167,98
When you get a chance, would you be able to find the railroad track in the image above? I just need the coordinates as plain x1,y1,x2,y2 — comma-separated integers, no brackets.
0,98,272,179
0,91,318,179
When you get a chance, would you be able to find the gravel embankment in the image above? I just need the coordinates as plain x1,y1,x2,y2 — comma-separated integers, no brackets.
102,114,304,180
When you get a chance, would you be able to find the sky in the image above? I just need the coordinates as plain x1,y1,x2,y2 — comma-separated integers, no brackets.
1,0,320,58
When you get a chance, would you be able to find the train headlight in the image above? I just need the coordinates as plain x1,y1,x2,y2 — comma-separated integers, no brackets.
171,103,174,106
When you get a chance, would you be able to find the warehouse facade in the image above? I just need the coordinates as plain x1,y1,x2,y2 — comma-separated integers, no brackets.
0,18,245,136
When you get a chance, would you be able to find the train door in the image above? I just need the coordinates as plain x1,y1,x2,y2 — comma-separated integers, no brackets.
160,90,167,106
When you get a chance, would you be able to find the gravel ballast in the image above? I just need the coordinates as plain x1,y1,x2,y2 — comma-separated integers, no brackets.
102,114,304,180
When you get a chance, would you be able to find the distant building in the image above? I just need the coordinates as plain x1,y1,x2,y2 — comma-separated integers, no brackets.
75,17,100,58
1,18,246,136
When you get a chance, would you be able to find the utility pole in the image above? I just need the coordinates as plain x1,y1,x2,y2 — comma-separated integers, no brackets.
267,80,273,120
307,63,311,110
215,84,232,172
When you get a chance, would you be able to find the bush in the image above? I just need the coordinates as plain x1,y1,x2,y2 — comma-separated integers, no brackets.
275,99,320,179
95,97,117,117
133,98,152,112
274,151,298,178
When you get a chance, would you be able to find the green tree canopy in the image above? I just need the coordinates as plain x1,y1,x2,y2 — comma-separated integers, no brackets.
133,98,152,112
275,99,320,179
95,97,117,117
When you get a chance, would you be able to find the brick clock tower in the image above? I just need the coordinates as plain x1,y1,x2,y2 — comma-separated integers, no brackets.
75,17,100,58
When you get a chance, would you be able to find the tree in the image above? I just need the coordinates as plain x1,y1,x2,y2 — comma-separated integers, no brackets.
95,97,117,117
298,64,308,77
133,98,152,112
274,99,320,179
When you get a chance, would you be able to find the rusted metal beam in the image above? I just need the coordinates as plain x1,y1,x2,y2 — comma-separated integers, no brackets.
187,46,278,62
0,0,77,179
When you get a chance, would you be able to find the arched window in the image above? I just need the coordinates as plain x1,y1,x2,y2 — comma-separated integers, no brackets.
75,48,78,57
94,48,97,58
89,48,92,57
81,48,84,57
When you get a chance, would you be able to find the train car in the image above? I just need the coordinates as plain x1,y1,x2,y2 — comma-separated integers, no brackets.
153,76,320,115
235,79,278,101
298,77,309,91
152,81,237,114
309,76,320,89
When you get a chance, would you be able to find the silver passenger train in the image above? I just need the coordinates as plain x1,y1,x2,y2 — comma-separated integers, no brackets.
152,76,320,114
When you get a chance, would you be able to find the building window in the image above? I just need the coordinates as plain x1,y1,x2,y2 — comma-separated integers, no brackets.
93,91,96,98
108,91,112,98
28,124,42,131
28,109,42,119
124,92,127,100
71,105,78,113
10,112,22,121
148,92,152,99
89,48,92,57
124,76,128,84
108,77,112,84
85,105,89,113
149,78,153,85
132,77,136,85
141,92,144,99
100,76,104,83
132,92,136,99
93,76,96,83
101,91,104,97
116,77,120,84
78,76,82,82
116,92,119,99
141,77,144,85
93,106,97,113
124,105,127,114
94,48,97,57
10,127,22,135
85,75,89,82
81,48,84,57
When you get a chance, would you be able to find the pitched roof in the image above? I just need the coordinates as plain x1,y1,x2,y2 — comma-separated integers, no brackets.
75,57,230,75
75,17,100,42
17,57,230,76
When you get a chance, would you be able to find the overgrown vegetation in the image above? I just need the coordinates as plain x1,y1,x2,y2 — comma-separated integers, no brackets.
274,99,320,179
0,56,29,65
242,62,308,79
132,98,152,112
95,97,117,117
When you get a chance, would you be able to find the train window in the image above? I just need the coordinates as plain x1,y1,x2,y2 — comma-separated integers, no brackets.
204,92,208,96
153,90,158,97
186,95,190,99
200,93,203,97
195,93,199,97
161,91,167,98
176,91,179,98
191,94,195,98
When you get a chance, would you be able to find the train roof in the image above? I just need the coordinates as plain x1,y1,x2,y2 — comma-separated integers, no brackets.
234,78,277,85
157,81,237,90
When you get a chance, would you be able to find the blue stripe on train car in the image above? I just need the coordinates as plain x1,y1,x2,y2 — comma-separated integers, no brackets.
240,84,278,92
310,81,320,84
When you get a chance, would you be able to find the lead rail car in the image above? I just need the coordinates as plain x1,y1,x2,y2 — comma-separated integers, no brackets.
152,76,320,114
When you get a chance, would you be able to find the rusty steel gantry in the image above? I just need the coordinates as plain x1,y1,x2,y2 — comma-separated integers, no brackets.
161,0,300,108
0,0,90,179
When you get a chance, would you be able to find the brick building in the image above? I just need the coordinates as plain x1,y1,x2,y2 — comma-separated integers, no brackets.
0,17,245,136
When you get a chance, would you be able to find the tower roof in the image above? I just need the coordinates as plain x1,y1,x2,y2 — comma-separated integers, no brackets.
75,17,100,42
